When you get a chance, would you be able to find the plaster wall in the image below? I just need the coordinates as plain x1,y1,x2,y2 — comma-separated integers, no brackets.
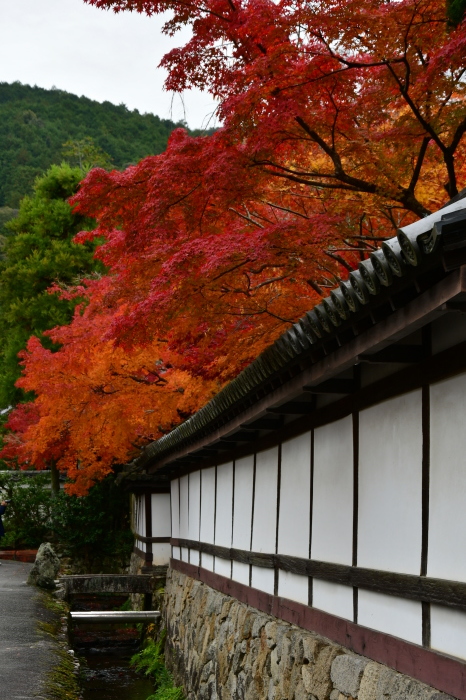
251,446,278,554
179,475,189,541
132,494,144,537
171,479,180,560
232,455,254,550
153,543,171,566
151,493,171,536
312,416,353,565
137,494,146,538
278,570,309,605
200,467,216,572
429,372,466,582
431,605,466,660
358,390,422,575
313,579,354,620
358,589,422,646
278,432,311,558
188,471,201,565
215,461,233,548
250,565,275,594
232,455,254,585
166,361,466,667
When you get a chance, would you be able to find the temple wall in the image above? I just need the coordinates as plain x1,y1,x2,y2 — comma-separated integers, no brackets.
165,567,452,700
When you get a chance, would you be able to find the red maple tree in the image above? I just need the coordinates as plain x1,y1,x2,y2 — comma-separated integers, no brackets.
2,0,465,491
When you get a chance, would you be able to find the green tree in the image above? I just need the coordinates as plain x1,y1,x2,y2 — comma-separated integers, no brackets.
50,475,133,572
0,471,53,548
62,136,114,171
0,163,101,409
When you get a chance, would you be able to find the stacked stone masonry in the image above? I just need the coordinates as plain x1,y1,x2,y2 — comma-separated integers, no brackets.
165,569,453,700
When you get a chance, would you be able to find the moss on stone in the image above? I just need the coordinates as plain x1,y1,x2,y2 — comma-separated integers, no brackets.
42,646,81,700
36,591,81,700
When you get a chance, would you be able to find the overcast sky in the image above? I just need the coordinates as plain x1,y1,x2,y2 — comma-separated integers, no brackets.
0,0,218,129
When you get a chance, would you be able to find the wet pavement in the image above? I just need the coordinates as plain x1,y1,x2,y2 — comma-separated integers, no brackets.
0,559,54,699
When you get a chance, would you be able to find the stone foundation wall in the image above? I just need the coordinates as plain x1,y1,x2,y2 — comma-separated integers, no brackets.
165,568,452,700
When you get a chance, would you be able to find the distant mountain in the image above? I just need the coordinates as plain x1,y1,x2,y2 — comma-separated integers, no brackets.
0,81,194,207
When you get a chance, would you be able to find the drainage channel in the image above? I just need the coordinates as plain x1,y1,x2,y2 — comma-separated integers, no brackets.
69,594,155,700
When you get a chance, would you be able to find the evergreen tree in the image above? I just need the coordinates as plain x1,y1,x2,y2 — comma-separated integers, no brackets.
0,163,101,407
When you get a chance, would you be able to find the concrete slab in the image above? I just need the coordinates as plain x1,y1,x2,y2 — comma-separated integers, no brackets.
0,559,55,699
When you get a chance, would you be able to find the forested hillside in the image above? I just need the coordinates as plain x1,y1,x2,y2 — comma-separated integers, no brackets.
0,82,186,207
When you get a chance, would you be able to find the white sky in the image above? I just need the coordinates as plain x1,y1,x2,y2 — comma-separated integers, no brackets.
0,0,219,129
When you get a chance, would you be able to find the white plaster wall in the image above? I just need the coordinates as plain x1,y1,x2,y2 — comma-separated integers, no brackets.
190,549,200,566
252,447,279,553
358,590,422,645
201,553,214,571
232,455,254,550
431,605,466,661
151,493,171,537
200,467,216,572
313,580,353,620
229,456,253,584
181,546,189,561
172,546,181,560
179,474,189,540
137,495,146,538
171,479,180,540
215,462,233,548
187,471,201,566
215,557,232,578
278,432,311,558
153,543,171,566
312,416,353,564
429,373,466,581
251,566,275,595
232,561,250,585
188,471,201,542
358,391,422,574
278,571,309,605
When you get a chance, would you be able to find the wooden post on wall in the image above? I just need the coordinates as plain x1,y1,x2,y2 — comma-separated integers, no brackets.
421,324,432,647
143,491,153,609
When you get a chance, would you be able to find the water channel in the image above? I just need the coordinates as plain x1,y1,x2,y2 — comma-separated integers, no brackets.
70,594,155,700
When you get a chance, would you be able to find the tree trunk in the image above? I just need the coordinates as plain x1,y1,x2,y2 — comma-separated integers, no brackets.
50,461,60,497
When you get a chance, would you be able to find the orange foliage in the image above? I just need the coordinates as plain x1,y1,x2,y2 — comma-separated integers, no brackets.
1,278,219,494
2,0,466,492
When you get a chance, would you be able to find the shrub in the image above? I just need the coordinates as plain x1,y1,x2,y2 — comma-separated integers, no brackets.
131,632,186,700
50,475,134,571
0,471,53,548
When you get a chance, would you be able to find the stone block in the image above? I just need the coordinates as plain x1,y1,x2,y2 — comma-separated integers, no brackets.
331,654,369,696
251,614,269,638
359,662,382,700
27,542,60,590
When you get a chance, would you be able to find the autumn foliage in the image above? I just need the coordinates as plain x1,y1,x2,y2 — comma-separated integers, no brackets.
2,0,465,492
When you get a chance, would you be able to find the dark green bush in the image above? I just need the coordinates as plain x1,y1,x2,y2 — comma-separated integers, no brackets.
0,471,53,548
50,475,134,571
0,471,133,571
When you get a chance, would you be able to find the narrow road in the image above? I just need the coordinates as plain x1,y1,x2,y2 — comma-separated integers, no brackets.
0,559,55,699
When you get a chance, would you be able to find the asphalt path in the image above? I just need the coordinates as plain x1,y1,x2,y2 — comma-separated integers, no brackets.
0,559,55,699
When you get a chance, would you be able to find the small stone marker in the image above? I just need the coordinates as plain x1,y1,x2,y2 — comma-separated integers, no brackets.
27,542,60,590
